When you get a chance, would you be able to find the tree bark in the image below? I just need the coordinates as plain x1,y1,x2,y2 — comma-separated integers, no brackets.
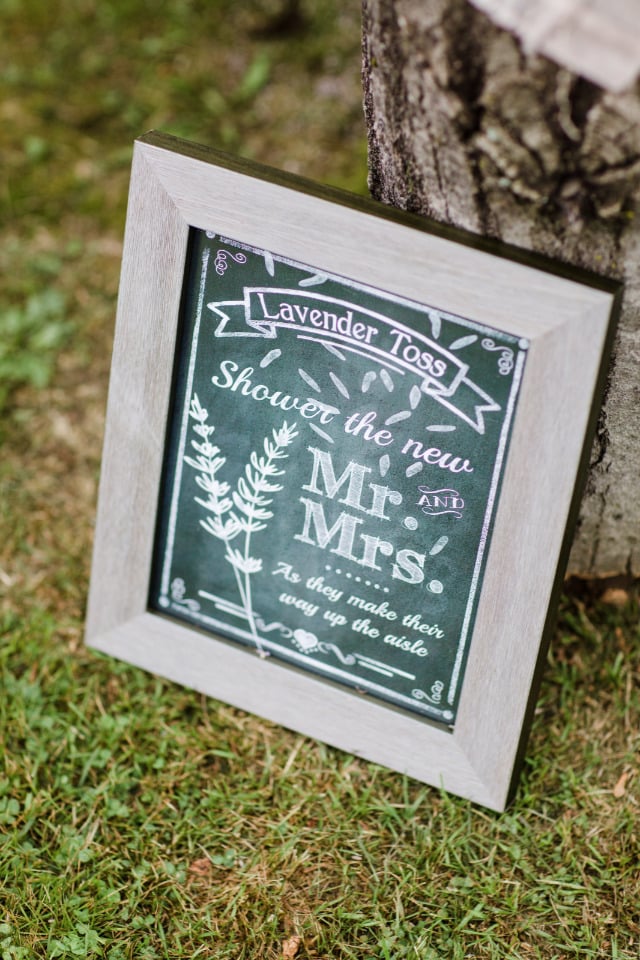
362,0,640,577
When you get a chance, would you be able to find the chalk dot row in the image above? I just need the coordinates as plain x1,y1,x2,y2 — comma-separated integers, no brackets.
325,565,390,593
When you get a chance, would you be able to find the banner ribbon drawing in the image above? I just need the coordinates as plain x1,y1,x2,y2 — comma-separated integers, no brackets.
208,288,502,434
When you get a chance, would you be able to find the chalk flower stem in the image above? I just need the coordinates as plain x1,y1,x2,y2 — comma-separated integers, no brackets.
185,394,298,653
227,420,299,644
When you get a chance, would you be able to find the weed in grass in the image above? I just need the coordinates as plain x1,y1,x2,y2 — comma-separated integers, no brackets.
0,290,73,415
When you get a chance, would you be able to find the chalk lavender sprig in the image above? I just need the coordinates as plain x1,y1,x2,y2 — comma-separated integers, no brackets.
228,420,299,643
230,422,300,543
185,394,298,651
185,394,243,563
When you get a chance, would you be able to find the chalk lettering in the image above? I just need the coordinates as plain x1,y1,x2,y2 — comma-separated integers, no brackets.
388,329,448,379
382,633,429,657
344,411,394,447
212,361,339,423
346,596,397,620
402,438,474,474
302,446,402,518
278,592,318,618
256,292,379,345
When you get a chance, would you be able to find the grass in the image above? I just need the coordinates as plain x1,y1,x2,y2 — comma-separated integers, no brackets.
0,600,638,957
1,1,639,958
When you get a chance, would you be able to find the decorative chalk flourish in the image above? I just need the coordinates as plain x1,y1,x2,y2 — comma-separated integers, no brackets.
214,249,247,276
170,578,200,612
412,680,444,704
481,338,514,375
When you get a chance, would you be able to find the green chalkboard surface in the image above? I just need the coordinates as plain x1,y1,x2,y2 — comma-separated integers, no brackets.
149,227,527,725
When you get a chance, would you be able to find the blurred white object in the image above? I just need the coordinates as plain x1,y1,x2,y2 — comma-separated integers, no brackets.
470,0,640,91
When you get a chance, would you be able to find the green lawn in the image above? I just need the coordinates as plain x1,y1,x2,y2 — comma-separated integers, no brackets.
1,2,638,957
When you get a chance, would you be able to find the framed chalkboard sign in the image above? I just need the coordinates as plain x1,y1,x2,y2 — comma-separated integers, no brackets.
86,132,619,810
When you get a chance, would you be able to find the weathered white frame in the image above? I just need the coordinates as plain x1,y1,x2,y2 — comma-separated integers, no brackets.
86,132,619,811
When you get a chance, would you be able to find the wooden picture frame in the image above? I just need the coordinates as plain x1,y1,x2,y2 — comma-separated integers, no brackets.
86,131,619,811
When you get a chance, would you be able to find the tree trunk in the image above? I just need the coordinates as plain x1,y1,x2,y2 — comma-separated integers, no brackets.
362,0,640,578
